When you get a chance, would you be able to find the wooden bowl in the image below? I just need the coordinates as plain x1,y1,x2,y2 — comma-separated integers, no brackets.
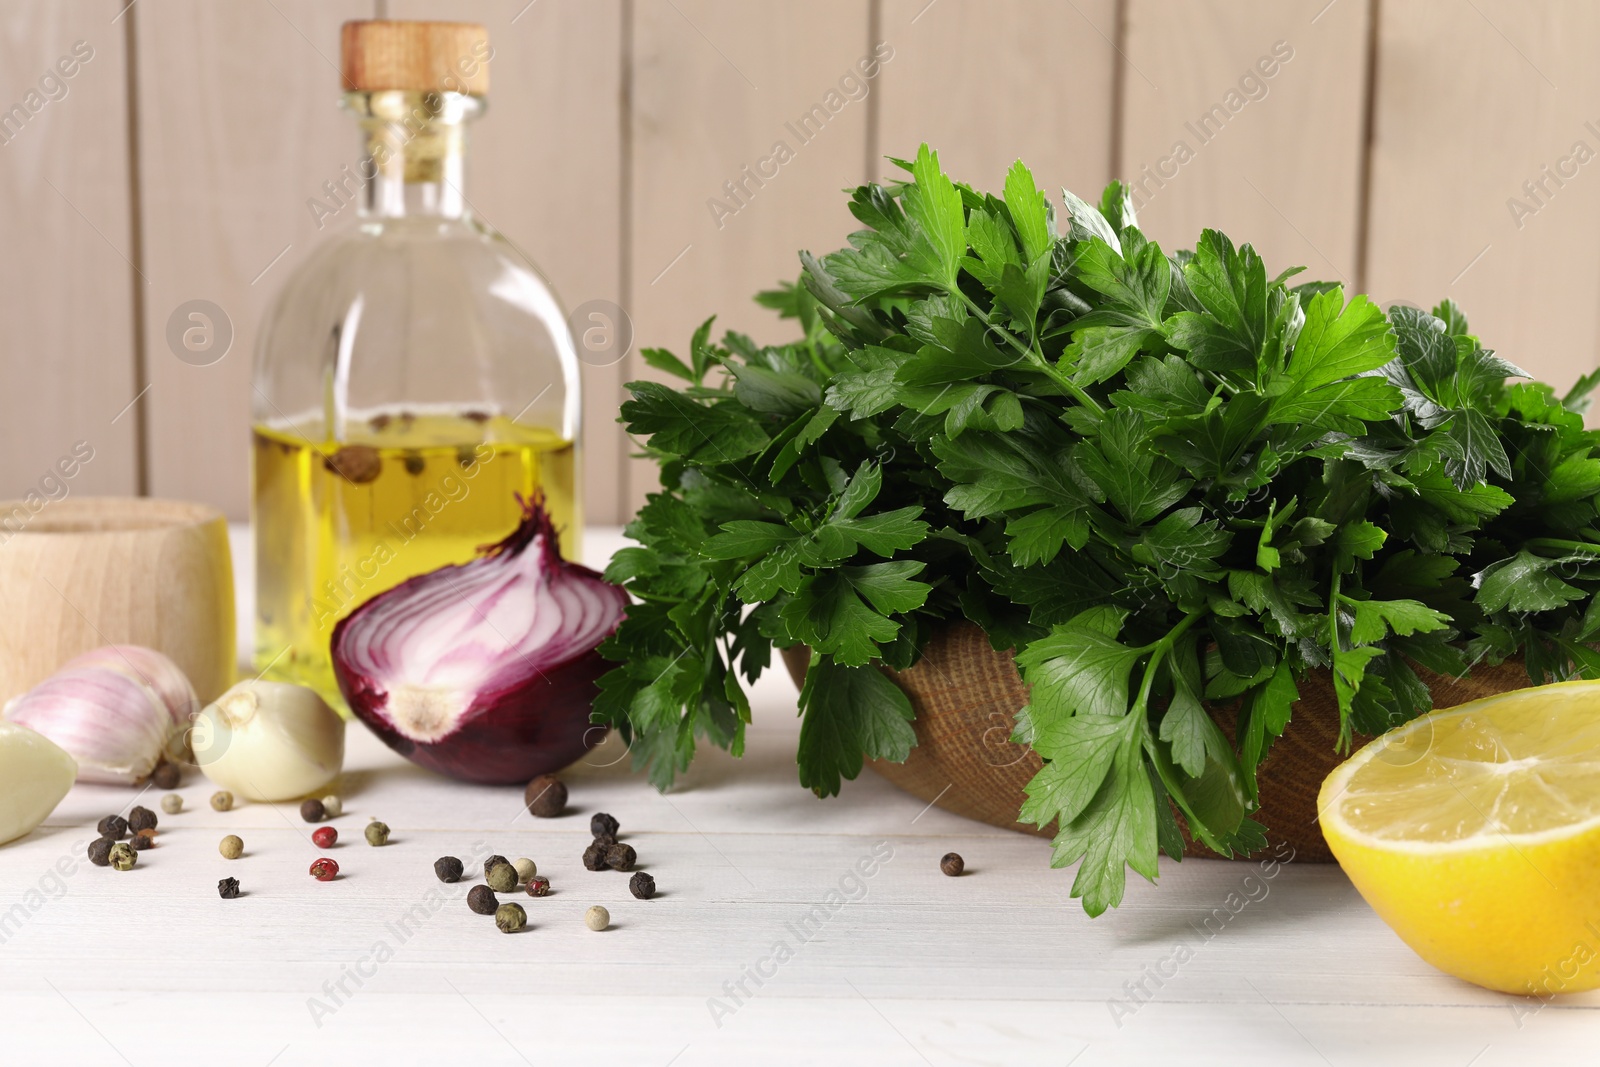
782,622,1532,861
0,497,236,704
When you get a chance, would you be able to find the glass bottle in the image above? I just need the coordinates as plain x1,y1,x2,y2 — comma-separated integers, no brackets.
252,20,581,706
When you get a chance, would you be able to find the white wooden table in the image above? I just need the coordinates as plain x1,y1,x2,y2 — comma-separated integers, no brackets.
0,528,1594,1066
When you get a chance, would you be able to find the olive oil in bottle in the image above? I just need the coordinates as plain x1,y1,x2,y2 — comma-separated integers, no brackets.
251,21,583,706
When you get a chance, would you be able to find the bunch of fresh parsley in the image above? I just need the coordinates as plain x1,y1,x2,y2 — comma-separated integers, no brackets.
595,144,1600,915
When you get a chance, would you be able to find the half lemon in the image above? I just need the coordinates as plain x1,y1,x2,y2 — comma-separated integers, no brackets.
1319,680,1600,995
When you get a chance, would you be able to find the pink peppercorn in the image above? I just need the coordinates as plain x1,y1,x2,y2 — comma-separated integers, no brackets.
310,858,340,881
312,827,338,849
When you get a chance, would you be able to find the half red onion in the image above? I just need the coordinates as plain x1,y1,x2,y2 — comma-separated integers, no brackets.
331,496,627,784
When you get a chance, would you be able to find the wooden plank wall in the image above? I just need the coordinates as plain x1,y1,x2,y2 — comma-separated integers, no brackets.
1,0,1597,525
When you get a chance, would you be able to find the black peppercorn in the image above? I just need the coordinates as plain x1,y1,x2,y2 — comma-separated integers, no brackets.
526,876,550,897
940,852,965,877
434,856,464,883
582,842,609,871
467,885,499,915
590,812,619,838
629,871,656,900
591,832,617,850
484,854,508,877
218,877,241,900
97,815,128,840
525,774,567,818
151,762,181,789
300,798,326,823
87,838,115,867
127,805,158,834
606,844,636,872
129,832,154,851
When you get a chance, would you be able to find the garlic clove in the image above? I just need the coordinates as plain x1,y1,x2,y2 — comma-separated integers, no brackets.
4,667,174,784
62,645,201,732
192,680,345,802
0,722,77,846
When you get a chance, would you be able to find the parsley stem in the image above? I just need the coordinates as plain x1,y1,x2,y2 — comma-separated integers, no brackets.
952,290,1106,415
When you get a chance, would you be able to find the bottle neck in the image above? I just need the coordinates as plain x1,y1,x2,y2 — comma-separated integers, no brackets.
344,91,483,220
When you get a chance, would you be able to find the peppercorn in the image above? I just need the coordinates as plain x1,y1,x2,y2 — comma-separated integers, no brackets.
311,826,338,849
326,444,382,484
152,762,181,789
434,856,464,883
160,794,183,815
494,902,527,934
309,858,339,881
590,812,619,838
467,885,498,915
87,838,114,867
582,842,609,871
524,774,567,818
486,862,518,894
365,820,390,847
129,832,154,851
128,805,157,834
97,814,128,840
512,857,536,883
219,835,244,860
210,791,234,812
585,905,609,931
300,798,326,823
629,872,656,900
605,844,636,872
484,854,509,877
591,832,617,850
321,795,343,819
940,852,964,877
217,877,241,900
526,876,551,898
108,842,137,871
402,452,425,476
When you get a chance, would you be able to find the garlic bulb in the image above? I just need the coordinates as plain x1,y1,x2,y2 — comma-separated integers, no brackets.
192,680,344,801
5,666,177,784
0,721,77,846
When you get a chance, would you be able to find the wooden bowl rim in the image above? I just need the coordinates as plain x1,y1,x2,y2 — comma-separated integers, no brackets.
0,496,225,536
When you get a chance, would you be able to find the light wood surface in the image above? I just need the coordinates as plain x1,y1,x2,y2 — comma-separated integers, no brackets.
0,0,140,498
0,525,1593,1066
623,0,875,513
1365,0,1600,392
1120,0,1374,286
0,497,235,706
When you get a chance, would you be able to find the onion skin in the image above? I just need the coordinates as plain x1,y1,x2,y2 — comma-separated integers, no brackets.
331,496,626,785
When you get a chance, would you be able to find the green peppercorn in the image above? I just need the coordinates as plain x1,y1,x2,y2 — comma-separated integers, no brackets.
495,902,527,933
365,820,391,846
210,791,234,812
486,862,518,894
219,835,244,859
160,794,183,815
108,842,137,871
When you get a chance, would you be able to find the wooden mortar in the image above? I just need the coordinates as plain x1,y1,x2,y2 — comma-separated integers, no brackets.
0,497,235,704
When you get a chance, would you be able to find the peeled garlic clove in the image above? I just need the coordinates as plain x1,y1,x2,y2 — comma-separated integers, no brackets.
192,680,344,802
4,667,173,784
0,722,77,846
62,645,200,732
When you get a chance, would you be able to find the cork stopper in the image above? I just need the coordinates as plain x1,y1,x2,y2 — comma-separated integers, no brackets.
340,20,490,95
